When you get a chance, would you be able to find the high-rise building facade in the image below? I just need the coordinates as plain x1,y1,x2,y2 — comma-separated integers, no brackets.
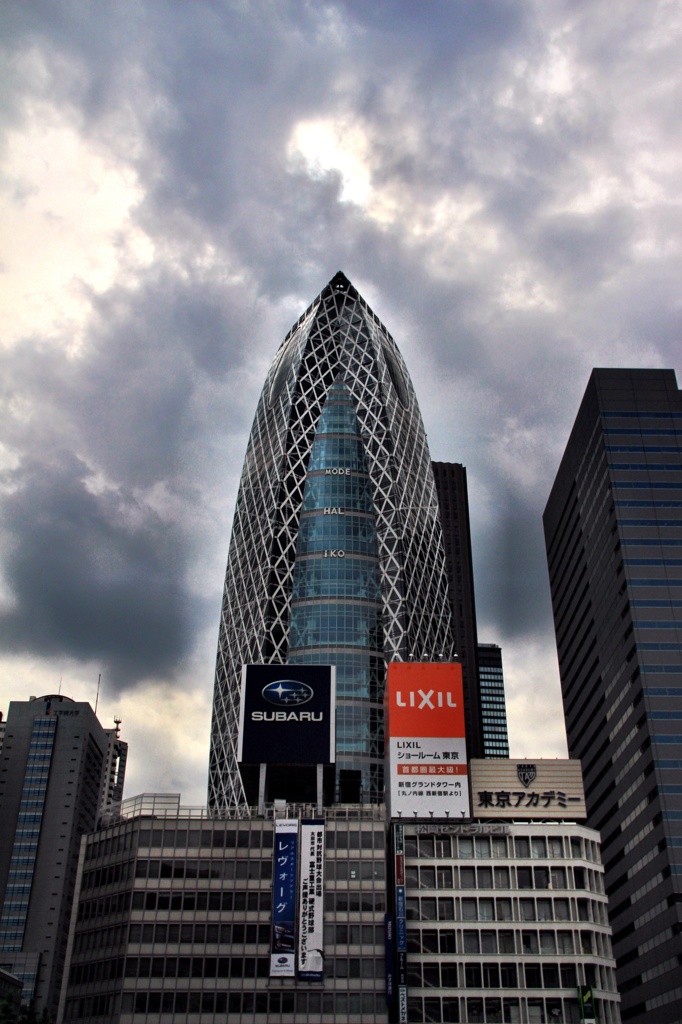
543,368,682,1022
0,694,126,1015
210,273,455,812
432,462,485,757
477,643,510,758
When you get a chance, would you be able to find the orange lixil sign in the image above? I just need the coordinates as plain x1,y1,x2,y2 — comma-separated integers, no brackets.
386,662,465,740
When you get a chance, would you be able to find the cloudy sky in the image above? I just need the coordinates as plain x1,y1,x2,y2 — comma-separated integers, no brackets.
1,1,680,804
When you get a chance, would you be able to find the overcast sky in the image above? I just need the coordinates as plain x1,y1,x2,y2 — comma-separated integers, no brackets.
1,1,680,805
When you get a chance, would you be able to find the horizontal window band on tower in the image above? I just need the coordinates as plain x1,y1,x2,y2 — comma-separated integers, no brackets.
628,582,682,588
296,514,378,555
307,437,368,471
289,603,381,649
624,559,682,565
606,446,682,453
602,411,682,419
292,557,381,601
302,474,374,512
613,481,682,488
620,520,682,527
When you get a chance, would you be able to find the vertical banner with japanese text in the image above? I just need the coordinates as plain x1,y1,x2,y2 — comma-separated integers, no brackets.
270,819,299,977
394,823,408,1023
297,819,325,980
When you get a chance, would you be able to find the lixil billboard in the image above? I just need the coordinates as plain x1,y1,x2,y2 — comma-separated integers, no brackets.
385,662,469,819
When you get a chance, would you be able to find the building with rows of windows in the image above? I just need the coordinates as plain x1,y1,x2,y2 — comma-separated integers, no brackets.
544,368,682,1021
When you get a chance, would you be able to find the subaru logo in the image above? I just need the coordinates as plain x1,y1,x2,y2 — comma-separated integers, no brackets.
262,680,314,707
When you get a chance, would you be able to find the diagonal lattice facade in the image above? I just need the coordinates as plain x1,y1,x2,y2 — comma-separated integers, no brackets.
209,272,455,813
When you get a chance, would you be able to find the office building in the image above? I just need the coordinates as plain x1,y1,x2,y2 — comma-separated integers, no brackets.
432,462,485,757
0,694,127,1015
61,761,620,1024
477,643,510,758
210,272,455,813
543,368,682,1022
61,796,388,1024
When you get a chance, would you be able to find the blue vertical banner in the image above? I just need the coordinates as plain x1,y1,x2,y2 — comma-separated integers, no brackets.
297,819,325,980
271,819,299,977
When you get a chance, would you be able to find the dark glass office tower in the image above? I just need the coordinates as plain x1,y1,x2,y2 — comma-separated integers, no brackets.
477,642,510,758
432,461,485,757
0,694,126,1014
210,273,455,812
544,368,682,1023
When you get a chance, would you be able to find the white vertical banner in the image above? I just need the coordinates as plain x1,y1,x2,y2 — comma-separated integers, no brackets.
297,819,325,980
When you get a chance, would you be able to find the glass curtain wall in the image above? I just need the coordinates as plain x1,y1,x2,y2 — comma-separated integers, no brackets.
288,381,384,801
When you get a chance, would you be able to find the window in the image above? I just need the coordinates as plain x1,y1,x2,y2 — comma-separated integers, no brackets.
561,963,577,987
537,899,553,921
496,898,512,921
517,867,533,888
460,867,476,888
520,899,536,921
420,867,436,889
494,866,510,888
482,963,500,987
525,964,542,987
500,963,517,987
543,964,560,987
481,932,497,954
499,930,515,954
462,899,477,921
438,897,455,920
515,837,530,857
458,837,473,858
463,931,480,953
465,964,482,987
437,865,453,888
475,838,491,858
423,963,440,988
534,867,549,889
531,838,546,858
479,898,494,921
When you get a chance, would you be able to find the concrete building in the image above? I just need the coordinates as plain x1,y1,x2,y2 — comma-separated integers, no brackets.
0,694,127,1014
544,368,682,1021
477,643,510,759
61,760,620,1024
432,462,485,758
60,796,388,1024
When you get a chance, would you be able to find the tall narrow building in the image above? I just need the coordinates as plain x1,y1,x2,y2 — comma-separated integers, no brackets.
477,642,510,758
543,368,682,1023
432,461,485,757
0,694,126,1014
209,272,455,812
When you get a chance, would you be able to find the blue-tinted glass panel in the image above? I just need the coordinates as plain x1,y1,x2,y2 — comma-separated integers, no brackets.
302,474,374,513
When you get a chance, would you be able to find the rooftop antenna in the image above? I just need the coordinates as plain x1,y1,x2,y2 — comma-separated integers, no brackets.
58,676,62,695
95,673,101,715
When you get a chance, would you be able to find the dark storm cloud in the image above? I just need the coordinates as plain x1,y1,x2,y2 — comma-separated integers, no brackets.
0,449,188,683
0,262,272,688
0,0,680,770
